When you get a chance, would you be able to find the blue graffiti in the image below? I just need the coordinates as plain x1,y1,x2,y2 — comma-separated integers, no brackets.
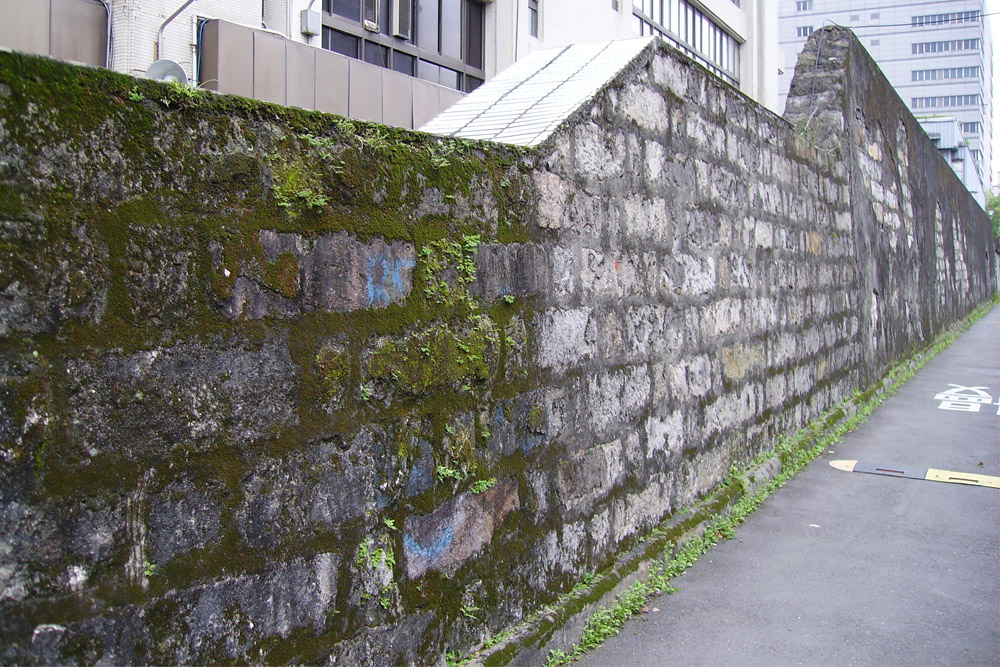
404,526,454,560
366,254,415,306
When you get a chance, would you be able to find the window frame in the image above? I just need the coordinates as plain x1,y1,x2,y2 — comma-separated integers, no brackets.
321,0,485,92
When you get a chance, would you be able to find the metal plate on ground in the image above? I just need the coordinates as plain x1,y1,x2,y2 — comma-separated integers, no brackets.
830,460,1000,489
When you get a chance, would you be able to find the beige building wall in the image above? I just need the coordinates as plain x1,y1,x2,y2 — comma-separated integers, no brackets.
198,19,463,130
0,0,107,67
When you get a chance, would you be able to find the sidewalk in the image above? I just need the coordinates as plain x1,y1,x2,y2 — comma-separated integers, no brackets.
577,305,1000,667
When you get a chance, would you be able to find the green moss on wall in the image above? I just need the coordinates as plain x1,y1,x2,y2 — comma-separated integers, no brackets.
0,48,547,664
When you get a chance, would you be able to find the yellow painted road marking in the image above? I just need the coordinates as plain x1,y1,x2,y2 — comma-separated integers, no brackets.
829,460,857,472
829,460,1000,489
926,468,1000,488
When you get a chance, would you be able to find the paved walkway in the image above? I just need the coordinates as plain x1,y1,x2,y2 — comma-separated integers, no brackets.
578,305,1000,667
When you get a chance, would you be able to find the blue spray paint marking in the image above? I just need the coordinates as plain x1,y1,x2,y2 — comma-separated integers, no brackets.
404,526,454,560
392,257,415,294
366,255,415,306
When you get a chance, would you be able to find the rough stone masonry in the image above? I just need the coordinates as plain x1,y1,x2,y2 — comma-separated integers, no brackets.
0,27,994,664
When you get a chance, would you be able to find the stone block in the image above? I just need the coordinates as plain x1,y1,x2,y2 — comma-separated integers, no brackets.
550,245,577,298
0,220,108,336
557,440,622,516
645,410,683,459
623,194,671,247
536,307,594,370
149,478,221,567
534,171,570,229
403,479,519,579
701,297,742,337
620,85,668,133
572,122,624,189
585,364,650,434
239,437,380,550
66,339,298,459
180,552,340,657
471,243,548,299
721,342,765,381
644,140,665,186
216,231,415,319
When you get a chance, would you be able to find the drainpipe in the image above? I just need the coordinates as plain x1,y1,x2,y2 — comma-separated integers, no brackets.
156,0,199,60
98,0,112,68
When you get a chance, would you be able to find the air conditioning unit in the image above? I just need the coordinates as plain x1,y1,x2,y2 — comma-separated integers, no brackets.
392,0,412,39
301,8,321,36
363,0,379,32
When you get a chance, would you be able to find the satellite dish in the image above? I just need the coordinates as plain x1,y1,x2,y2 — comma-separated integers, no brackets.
146,59,188,85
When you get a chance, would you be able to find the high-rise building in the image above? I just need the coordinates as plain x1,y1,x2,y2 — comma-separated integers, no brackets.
0,0,781,129
778,0,993,194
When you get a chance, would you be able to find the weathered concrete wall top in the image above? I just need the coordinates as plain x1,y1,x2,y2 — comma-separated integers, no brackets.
0,27,995,664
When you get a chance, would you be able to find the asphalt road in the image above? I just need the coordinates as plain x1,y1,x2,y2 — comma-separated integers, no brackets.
577,305,1000,667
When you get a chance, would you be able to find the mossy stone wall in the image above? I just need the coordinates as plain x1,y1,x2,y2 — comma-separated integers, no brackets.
0,27,996,664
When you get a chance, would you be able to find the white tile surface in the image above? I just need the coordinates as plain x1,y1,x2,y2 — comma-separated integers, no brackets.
419,37,654,147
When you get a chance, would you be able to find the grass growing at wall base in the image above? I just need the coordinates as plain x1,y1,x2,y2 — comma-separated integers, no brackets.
457,297,998,667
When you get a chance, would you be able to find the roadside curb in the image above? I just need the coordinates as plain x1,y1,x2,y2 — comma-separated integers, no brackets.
463,299,997,666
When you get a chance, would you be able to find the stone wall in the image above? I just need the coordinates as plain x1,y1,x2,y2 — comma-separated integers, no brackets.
0,27,994,664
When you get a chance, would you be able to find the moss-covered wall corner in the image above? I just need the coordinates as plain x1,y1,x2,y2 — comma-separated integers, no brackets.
1,26,995,666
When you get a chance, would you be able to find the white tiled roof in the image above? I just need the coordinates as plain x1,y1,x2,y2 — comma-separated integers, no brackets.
419,37,655,147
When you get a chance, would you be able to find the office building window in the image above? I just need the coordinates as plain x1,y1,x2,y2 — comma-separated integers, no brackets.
795,1,811,10
912,11,981,27
912,39,981,54
912,66,981,81
632,0,740,85
529,0,539,37
870,12,879,19
796,26,814,37
911,94,981,108
322,0,485,92
961,122,981,134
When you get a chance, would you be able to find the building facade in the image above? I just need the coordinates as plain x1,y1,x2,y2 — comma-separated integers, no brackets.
778,0,993,194
0,0,781,125
917,116,987,206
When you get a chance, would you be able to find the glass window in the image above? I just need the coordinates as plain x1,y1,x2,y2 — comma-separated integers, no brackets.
331,0,361,19
529,0,539,37
381,0,393,34
467,1,484,66
323,0,484,91
392,51,415,75
324,27,360,58
363,41,389,67
464,75,483,93
438,65,460,90
417,59,440,84
417,0,439,50
440,0,462,59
